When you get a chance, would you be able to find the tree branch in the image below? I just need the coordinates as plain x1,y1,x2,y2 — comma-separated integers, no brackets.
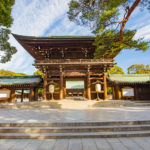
119,0,141,41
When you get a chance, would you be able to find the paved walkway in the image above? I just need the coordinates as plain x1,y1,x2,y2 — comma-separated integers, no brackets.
0,137,150,150
1,107,150,149
0,106,150,123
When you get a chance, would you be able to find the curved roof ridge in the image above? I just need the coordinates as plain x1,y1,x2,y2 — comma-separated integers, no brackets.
0,75,42,85
0,75,41,79
12,33,95,39
107,74,150,84
108,74,150,76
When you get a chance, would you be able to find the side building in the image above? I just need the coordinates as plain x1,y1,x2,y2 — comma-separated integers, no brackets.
13,34,115,100
108,74,150,100
0,76,42,102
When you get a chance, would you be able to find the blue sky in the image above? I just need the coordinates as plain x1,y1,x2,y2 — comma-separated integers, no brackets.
0,0,150,74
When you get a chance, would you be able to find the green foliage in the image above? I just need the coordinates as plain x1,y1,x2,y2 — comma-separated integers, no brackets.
146,64,150,70
33,70,44,94
68,0,127,32
107,87,112,94
68,0,149,58
0,0,15,27
93,30,149,58
0,69,27,76
34,70,44,78
68,0,150,32
0,0,17,63
107,65,124,74
128,64,150,74
38,88,43,94
0,28,17,63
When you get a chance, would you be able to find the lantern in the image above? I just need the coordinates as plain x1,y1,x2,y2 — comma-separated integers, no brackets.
93,81,102,100
95,83,101,92
49,84,54,93
48,82,55,100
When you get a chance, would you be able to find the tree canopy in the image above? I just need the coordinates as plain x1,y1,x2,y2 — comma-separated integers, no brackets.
68,0,149,58
0,0,17,63
33,70,43,94
107,65,124,74
0,69,27,76
128,64,150,74
34,70,44,78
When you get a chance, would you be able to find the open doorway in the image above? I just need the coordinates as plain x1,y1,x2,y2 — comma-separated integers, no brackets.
65,80,85,98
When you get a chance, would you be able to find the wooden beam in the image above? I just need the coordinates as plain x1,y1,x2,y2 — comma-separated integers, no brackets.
10,89,15,103
90,77,104,80
112,87,116,100
59,66,63,100
103,74,108,100
87,66,91,100
35,59,114,63
134,85,138,100
34,88,38,101
21,89,24,102
43,73,47,100
115,84,121,100
64,72,86,76
29,88,34,102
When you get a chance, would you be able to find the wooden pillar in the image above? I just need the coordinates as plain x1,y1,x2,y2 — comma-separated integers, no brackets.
21,89,24,102
60,66,63,100
134,86,138,100
10,89,15,103
103,73,108,100
34,88,38,101
29,88,34,102
112,86,116,100
87,65,91,100
115,84,121,100
118,89,122,99
43,73,47,100
115,85,118,99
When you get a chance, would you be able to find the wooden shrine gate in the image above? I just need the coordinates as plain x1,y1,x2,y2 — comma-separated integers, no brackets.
35,60,112,100
13,34,115,100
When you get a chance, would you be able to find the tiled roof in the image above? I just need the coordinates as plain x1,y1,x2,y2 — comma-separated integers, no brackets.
0,76,42,85
47,35,95,39
13,34,95,39
107,74,150,84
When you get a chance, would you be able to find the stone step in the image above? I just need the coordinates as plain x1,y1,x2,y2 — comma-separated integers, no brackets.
0,124,150,133
1,100,150,109
0,130,150,139
65,97,86,100
1,120,150,127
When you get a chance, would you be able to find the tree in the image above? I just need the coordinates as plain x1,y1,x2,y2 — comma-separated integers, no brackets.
67,0,149,58
107,65,124,74
128,64,150,74
34,70,44,78
0,0,17,63
146,64,150,70
34,70,44,94
0,69,27,76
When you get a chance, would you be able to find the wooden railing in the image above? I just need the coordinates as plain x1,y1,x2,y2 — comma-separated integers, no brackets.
35,59,114,64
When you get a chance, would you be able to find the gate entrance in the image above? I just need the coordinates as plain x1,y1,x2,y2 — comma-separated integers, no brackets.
66,80,85,97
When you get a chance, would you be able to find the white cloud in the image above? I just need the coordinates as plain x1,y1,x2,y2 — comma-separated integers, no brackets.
47,15,91,36
11,0,71,36
0,0,74,74
135,24,150,40
127,9,150,41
